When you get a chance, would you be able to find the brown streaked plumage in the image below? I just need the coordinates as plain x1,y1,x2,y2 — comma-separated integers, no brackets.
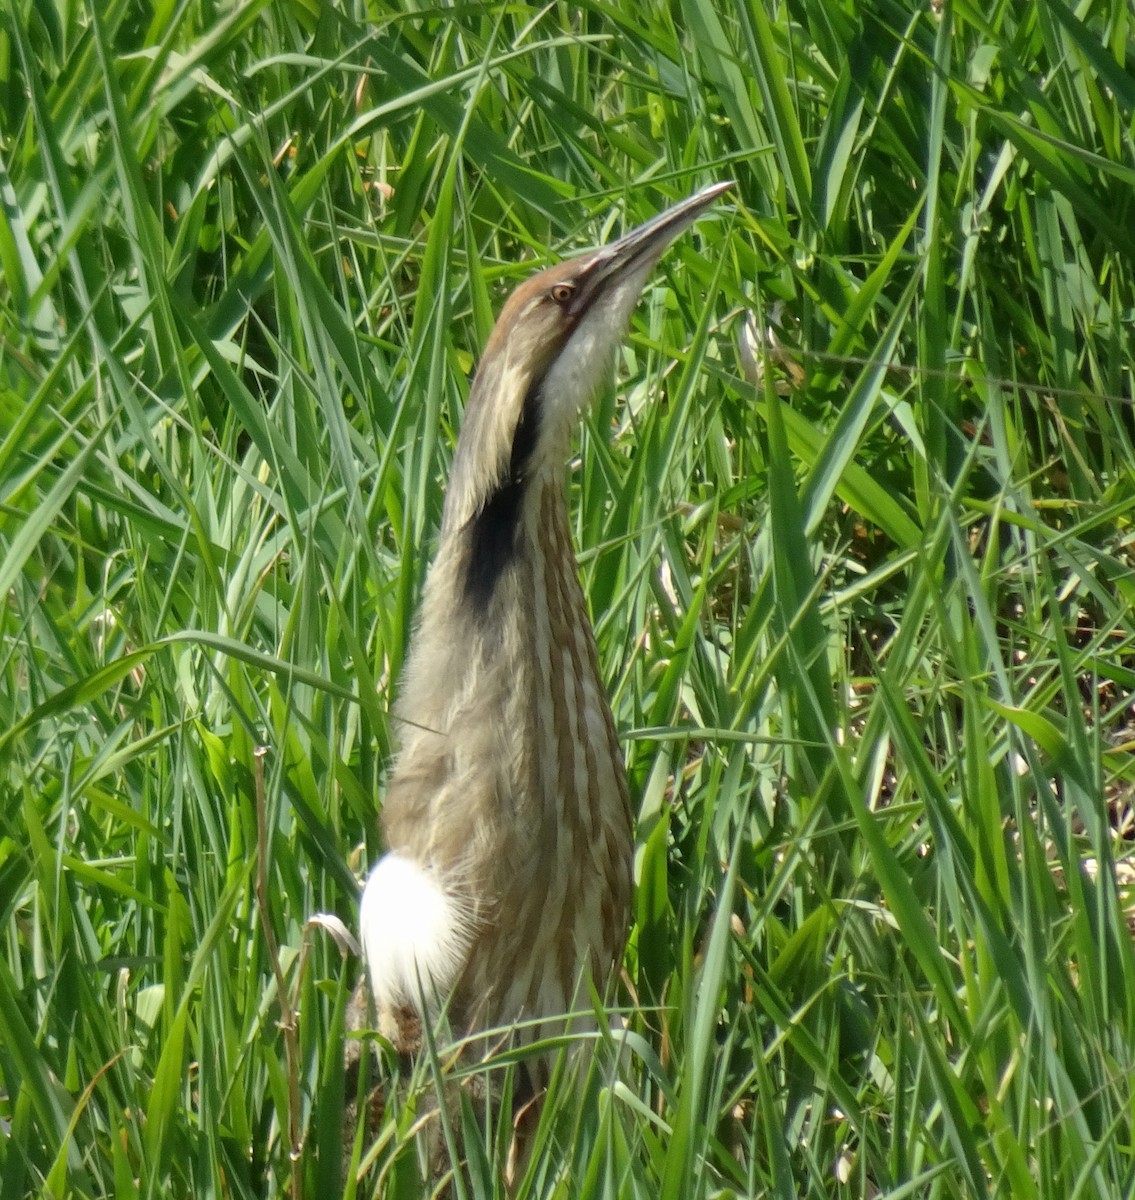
360,183,730,1064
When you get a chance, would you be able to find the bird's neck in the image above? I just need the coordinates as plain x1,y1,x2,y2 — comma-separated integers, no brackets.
431,468,599,717
382,471,627,878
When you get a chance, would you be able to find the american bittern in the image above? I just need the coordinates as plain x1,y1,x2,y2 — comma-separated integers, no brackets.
360,182,730,1062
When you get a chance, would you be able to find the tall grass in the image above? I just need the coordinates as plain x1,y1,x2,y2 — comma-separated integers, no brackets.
2,1,1134,1197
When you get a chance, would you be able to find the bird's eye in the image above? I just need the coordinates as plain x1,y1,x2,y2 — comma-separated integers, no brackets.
549,282,575,305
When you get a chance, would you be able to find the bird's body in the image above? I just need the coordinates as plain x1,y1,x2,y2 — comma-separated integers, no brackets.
360,183,729,1060
371,467,630,1049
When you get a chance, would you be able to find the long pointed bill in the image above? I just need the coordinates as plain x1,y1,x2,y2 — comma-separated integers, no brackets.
569,180,733,315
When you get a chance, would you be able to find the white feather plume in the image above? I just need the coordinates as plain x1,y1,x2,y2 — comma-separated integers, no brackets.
359,853,469,1017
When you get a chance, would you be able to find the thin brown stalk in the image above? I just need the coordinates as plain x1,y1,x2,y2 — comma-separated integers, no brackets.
254,746,304,1200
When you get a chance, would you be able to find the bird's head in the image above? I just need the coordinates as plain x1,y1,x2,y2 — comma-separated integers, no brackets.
444,183,730,531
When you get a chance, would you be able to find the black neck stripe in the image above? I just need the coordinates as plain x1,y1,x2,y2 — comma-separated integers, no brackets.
462,377,543,607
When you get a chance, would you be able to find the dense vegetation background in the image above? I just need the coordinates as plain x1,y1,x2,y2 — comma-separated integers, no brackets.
2,1,1134,1196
